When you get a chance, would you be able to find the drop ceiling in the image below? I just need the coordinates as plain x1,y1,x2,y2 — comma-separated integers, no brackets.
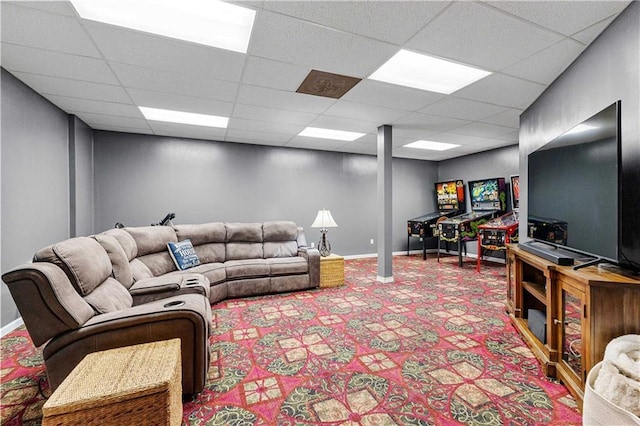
0,1,631,161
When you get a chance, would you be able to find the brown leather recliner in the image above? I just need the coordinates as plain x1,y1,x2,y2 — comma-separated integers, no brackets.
2,237,212,395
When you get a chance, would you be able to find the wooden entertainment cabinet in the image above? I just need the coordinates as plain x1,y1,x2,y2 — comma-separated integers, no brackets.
506,244,640,408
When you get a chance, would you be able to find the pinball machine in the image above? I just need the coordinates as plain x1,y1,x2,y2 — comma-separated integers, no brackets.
476,175,520,272
437,177,506,267
407,180,465,260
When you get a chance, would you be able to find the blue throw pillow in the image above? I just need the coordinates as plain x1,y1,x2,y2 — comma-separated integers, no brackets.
167,239,201,270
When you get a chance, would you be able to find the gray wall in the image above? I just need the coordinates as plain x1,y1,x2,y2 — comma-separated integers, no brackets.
519,3,639,260
93,131,438,256
1,70,70,326
70,116,94,237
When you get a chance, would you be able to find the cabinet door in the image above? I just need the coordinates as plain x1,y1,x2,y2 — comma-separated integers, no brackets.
559,283,586,389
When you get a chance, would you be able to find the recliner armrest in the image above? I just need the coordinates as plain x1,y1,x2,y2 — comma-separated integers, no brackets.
129,273,210,304
298,247,320,288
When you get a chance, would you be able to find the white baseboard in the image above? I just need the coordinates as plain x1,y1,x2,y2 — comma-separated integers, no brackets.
1,317,24,337
376,275,395,283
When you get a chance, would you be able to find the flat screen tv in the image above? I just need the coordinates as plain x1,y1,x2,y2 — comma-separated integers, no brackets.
525,100,638,271
435,180,465,212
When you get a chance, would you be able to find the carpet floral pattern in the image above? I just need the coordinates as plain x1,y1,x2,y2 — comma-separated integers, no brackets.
1,255,581,425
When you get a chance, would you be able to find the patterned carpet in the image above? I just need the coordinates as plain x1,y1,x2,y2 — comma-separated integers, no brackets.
1,255,581,425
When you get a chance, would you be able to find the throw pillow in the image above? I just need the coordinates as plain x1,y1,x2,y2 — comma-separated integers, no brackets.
167,239,201,270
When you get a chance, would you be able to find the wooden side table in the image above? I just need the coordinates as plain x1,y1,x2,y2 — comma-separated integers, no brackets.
42,339,182,426
319,254,345,288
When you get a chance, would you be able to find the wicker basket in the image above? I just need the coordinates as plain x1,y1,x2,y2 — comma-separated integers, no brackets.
42,339,182,426
320,254,345,288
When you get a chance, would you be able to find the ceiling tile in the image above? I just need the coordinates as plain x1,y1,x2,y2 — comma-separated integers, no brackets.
44,95,140,118
12,72,131,104
406,1,562,71
242,56,311,91
425,132,486,145
5,1,78,17
91,124,155,135
110,63,238,102
341,80,444,111
486,1,630,36
83,21,247,81
323,100,409,124
454,73,546,109
232,104,317,126
1,44,119,85
418,97,509,121
263,1,450,45
125,89,233,117
450,122,516,138
502,38,585,84
571,16,616,45
236,85,335,114
471,138,518,149
228,117,304,135
480,108,522,128
1,3,100,57
307,115,378,134
147,121,227,141
249,10,398,77
391,112,471,133
74,112,151,131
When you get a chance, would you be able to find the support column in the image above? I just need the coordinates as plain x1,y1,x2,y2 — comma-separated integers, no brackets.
377,125,393,283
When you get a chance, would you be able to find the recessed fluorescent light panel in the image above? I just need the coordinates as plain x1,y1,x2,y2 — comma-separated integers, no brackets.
299,127,365,142
369,50,491,94
404,140,460,151
139,107,228,128
70,0,256,53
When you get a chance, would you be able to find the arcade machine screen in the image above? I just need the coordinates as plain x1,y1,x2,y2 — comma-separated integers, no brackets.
435,180,465,212
510,175,520,210
469,177,507,212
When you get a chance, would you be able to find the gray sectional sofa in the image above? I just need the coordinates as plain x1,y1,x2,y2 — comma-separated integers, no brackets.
2,220,319,395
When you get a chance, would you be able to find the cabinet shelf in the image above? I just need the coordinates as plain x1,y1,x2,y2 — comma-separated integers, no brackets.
522,280,546,305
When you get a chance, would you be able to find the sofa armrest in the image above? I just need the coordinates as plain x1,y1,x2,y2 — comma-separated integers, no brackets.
130,273,210,304
42,293,212,394
2,263,95,346
298,247,320,288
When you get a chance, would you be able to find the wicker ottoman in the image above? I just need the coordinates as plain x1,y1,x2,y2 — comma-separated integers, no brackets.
320,253,345,288
42,339,182,426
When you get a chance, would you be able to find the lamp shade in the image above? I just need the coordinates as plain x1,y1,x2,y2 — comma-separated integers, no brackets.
311,209,338,228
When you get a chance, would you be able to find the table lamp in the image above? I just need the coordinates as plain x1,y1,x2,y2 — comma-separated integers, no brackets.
311,209,338,256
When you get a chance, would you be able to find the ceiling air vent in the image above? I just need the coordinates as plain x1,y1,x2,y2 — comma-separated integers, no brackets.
296,70,361,99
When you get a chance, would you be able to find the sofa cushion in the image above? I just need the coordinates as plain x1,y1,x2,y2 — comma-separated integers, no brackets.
126,226,177,256
137,252,177,277
226,242,263,261
226,223,262,243
167,239,201,270
263,221,298,242
225,259,269,280
174,222,226,246
102,228,138,260
83,277,133,314
264,241,298,258
193,243,225,264
34,237,112,296
266,257,308,276
93,233,134,288
130,258,153,281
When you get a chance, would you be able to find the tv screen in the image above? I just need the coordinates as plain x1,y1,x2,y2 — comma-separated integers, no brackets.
527,101,620,263
510,175,520,210
435,180,465,212
468,177,506,212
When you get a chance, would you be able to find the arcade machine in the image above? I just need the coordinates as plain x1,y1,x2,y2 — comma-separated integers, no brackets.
407,180,465,260
437,177,506,267
476,175,520,272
